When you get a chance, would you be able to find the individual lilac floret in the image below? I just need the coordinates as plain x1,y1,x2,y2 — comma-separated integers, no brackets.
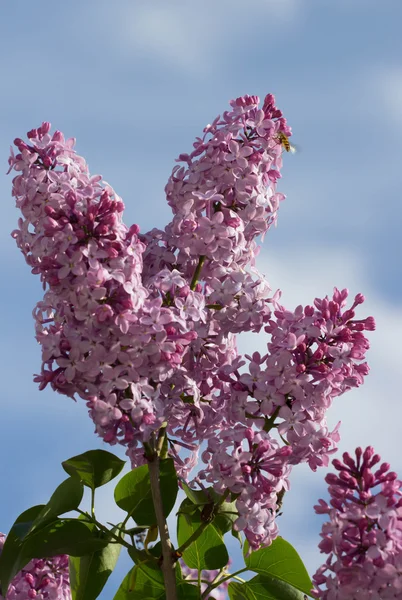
0,534,71,599
312,447,402,599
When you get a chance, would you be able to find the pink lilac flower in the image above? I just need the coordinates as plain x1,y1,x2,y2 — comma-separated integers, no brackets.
0,534,71,599
9,97,375,551
199,426,292,551
312,447,402,599
222,289,375,472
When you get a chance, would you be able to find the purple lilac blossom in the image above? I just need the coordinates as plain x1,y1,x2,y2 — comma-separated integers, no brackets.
8,95,375,550
0,534,70,600
312,447,402,599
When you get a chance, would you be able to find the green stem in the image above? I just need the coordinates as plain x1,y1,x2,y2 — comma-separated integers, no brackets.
75,509,132,550
190,256,205,290
177,489,231,555
176,521,209,555
90,488,95,519
157,424,168,457
263,405,281,432
147,453,177,600
232,575,246,583
201,568,248,598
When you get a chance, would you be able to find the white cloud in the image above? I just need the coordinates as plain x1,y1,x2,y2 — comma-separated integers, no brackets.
123,4,207,73
93,0,300,75
364,64,402,130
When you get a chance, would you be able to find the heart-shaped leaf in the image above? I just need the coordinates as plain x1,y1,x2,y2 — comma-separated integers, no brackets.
62,450,125,490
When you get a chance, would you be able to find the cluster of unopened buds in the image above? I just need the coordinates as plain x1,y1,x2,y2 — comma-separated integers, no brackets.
312,447,402,598
9,93,375,552
0,535,70,599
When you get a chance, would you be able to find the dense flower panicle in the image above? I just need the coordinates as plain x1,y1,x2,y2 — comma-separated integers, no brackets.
221,288,374,472
0,534,71,599
9,123,212,460
199,426,292,550
312,448,402,599
149,92,287,274
9,95,375,551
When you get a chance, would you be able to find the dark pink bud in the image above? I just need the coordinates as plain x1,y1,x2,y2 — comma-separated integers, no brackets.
354,293,365,305
304,305,314,317
185,331,198,341
179,285,190,297
364,316,376,330
27,129,38,139
44,205,56,216
25,573,35,585
342,309,355,321
52,130,64,142
128,224,140,236
39,121,51,135
39,577,51,588
104,430,116,443
14,138,29,151
245,428,255,443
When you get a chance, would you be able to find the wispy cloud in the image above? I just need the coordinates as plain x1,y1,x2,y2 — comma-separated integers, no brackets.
92,0,301,76
372,65,402,130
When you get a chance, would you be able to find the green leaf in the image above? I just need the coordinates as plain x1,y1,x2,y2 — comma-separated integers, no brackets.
113,565,201,600
114,459,178,525
213,499,238,534
180,481,209,506
180,483,243,546
229,574,309,599
114,465,152,525
30,477,84,534
69,525,122,600
158,459,178,519
0,505,44,596
113,565,166,599
127,547,165,588
22,519,109,559
177,582,201,599
62,450,125,490
243,537,312,595
177,499,229,570
228,581,249,600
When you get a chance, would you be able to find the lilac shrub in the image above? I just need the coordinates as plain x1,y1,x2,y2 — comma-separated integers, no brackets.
0,535,70,600
312,448,402,598
8,94,374,553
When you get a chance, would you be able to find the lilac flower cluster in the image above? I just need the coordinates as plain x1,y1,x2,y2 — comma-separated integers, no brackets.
312,448,402,598
9,95,374,551
0,535,70,600
179,559,230,600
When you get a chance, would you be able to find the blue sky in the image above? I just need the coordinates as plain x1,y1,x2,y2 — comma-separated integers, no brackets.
1,0,402,596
